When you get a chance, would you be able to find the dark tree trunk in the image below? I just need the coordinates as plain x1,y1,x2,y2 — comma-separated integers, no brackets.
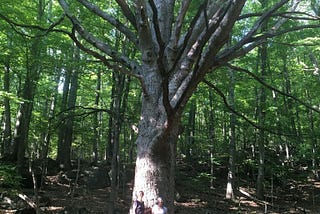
92,70,101,164
12,39,42,167
56,46,79,170
57,64,71,166
40,71,60,160
106,72,116,161
108,72,125,214
256,26,268,201
1,59,12,156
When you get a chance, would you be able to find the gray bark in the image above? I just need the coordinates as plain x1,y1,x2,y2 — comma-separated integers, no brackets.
226,68,236,200
57,1,300,212
256,4,268,197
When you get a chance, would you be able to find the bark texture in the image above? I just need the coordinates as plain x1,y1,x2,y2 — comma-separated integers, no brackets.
57,0,298,213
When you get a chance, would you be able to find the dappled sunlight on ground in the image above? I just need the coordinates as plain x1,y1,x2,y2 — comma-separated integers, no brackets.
2,173,320,213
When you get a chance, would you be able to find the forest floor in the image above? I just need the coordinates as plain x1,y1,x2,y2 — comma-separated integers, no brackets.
41,175,320,213
2,166,320,213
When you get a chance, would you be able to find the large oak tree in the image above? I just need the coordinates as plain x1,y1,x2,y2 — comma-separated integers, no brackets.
2,0,319,213
55,1,320,213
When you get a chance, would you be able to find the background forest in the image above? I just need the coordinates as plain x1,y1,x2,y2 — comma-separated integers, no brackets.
1,0,320,213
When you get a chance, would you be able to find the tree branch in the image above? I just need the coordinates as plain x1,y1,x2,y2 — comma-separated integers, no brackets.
203,79,301,137
224,0,290,59
216,22,320,64
58,0,138,73
0,12,65,38
219,0,304,63
115,0,137,30
148,0,173,116
170,1,240,114
67,27,148,95
135,0,156,64
54,105,112,127
171,1,244,114
199,0,245,73
167,0,206,74
170,0,191,49
239,11,320,21
226,64,320,114
77,0,138,47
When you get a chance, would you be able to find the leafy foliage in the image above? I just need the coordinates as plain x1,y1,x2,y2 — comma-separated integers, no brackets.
0,164,22,191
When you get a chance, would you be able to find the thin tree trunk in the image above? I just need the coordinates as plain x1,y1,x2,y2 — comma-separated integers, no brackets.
307,52,320,176
256,0,268,199
256,38,267,201
1,59,12,156
108,72,126,214
185,100,196,162
208,90,216,189
40,2,59,161
226,68,236,200
92,70,101,164
121,76,131,163
41,73,59,160
106,76,115,161
306,89,318,177
282,56,297,166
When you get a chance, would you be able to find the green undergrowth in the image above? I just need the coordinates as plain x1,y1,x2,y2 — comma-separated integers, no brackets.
0,163,22,193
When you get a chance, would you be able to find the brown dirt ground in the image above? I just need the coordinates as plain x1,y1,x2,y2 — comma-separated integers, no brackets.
2,175,320,213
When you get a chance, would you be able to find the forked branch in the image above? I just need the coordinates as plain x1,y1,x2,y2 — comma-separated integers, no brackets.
77,0,138,46
58,0,138,74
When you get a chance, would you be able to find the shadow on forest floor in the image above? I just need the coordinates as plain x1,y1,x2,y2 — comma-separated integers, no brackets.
1,169,320,213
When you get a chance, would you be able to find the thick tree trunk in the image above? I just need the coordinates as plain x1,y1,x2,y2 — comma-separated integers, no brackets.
12,28,43,167
57,66,71,166
57,46,79,170
62,68,79,169
13,72,39,168
130,79,179,213
56,1,246,213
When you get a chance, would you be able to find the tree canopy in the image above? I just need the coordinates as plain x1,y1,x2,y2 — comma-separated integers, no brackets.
1,1,320,213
